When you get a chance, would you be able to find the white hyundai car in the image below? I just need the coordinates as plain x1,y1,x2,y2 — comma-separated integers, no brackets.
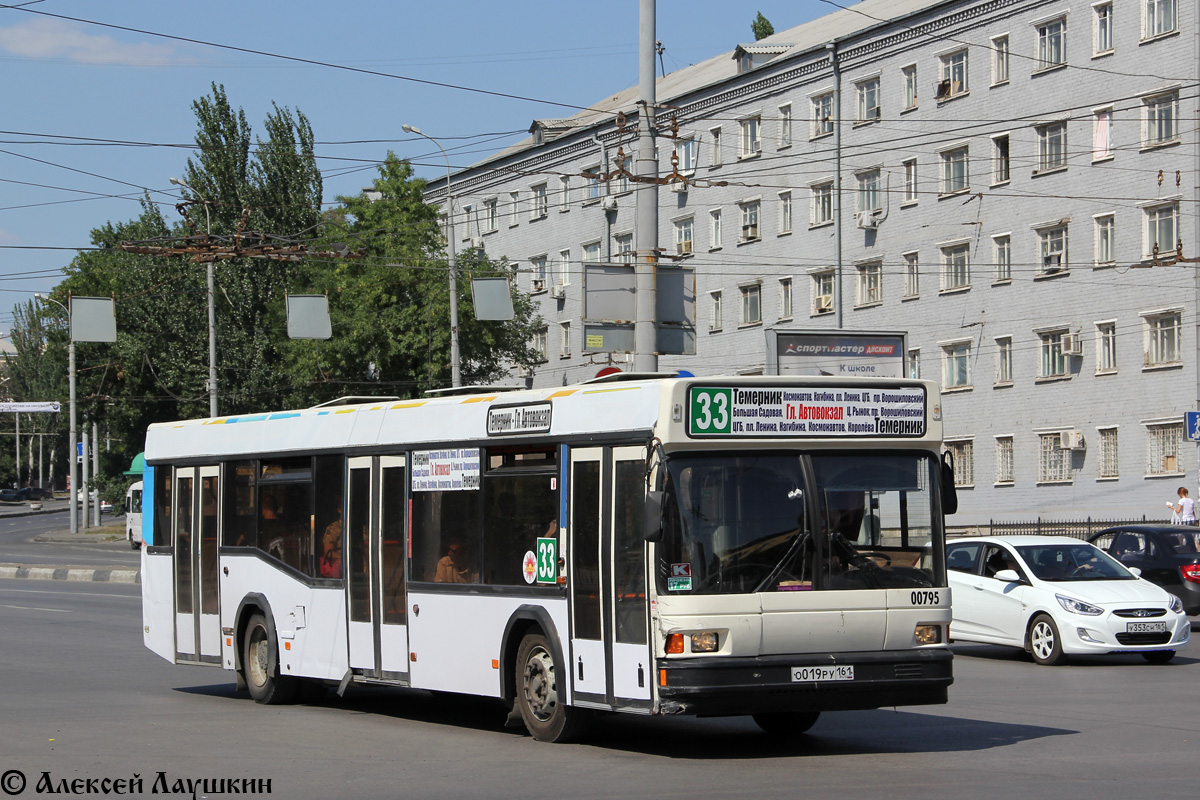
946,535,1190,665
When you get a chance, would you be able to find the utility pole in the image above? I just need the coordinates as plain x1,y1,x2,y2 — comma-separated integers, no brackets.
634,0,659,373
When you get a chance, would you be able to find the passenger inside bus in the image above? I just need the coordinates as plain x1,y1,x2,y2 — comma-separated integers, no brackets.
320,500,343,579
435,540,479,583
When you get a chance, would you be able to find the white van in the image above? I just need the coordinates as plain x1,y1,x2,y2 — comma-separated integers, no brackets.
126,480,143,549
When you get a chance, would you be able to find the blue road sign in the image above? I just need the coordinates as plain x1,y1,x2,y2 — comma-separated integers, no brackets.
1187,412,1200,442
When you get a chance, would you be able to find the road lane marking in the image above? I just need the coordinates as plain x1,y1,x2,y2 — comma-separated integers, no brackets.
0,588,138,599
0,604,70,612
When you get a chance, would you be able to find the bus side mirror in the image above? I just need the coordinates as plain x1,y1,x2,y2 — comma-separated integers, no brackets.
644,491,664,542
941,451,958,516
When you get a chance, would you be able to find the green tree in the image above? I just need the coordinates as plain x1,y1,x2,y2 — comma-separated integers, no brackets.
752,11,775,41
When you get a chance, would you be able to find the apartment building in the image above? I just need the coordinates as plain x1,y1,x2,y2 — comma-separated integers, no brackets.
421,0,1197,525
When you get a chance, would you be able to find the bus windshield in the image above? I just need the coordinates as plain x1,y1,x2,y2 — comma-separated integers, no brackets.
658,452,941,595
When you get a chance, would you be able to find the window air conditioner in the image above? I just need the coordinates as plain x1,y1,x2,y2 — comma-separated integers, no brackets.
1061,332,1082,356
602,196,618,211
815,294,833,312
856,210,880,229
742,224,759,240
1058,429,1085,450
1043,253,1063,272
677,241,693,255
532,279,545,293
550,284,566,300
471,237,484,249
669,179,689,194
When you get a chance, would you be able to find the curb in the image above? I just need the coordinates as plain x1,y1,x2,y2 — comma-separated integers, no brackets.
0,564,140,584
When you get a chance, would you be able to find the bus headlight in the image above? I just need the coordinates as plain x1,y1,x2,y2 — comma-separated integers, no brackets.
914,624,942,645
690,632,720,652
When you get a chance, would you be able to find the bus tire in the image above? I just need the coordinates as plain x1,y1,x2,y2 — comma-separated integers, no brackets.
752,711,820,736
243,613,296,704
515,633,588,743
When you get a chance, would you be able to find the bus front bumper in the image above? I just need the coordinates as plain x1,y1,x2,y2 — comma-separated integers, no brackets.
655,648,953,717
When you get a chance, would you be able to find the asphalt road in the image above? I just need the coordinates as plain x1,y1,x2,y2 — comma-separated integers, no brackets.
0,507,137,568
1,577,1197,800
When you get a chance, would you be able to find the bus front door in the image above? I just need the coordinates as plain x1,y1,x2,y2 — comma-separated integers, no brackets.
346,456,409,681
568,446,652,711
173,465,221,664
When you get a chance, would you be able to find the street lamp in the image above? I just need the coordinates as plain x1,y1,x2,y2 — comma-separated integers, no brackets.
34,293,77,535
169,177,219,417
402,124,461,388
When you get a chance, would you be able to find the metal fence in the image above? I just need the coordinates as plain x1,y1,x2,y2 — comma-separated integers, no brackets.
985,516,1172,541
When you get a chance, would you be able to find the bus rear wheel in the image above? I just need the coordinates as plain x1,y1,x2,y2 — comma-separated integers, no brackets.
515,633,588,743
243,613,296,704
752,711,820,736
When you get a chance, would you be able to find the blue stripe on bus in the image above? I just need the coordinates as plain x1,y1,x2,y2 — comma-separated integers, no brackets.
143,464,155,547
559,444,568,533
267,412,301,420
224,414,270,424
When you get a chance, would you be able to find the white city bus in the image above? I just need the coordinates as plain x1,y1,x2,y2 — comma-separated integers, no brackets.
141,374,956,741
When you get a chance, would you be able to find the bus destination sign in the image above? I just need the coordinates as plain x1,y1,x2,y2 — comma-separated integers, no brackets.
688,385,926,438
487,402,553,436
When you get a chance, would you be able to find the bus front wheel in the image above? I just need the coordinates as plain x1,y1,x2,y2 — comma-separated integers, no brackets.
515,633,588,743
243,613,296,704
752,711,820,736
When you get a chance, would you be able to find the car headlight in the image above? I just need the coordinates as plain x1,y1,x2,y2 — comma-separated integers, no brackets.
1056,594,1103,616
1168,594,1184,614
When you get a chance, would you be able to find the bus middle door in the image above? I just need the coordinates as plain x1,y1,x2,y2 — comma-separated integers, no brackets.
173,465,221,664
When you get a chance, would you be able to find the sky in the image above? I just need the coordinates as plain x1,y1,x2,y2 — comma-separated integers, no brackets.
0,0,824,341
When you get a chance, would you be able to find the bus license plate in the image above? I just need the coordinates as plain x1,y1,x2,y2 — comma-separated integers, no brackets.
1126,621,1167,633
791,665,854,682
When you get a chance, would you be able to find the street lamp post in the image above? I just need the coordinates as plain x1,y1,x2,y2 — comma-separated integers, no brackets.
402,124,461,388
169,177,219,417
35,293,77,535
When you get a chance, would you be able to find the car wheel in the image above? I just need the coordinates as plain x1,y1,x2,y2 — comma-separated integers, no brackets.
243,613,296,704
1028,614,1066,666
1142,650,1176,664
515,632,589,742
752,711,820,736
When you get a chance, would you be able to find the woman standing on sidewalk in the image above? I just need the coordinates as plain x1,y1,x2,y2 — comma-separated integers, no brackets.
1169,486,1196,525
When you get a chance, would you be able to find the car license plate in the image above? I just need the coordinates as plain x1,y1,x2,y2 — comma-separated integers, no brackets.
790,665,854,682
1126,621,1167,633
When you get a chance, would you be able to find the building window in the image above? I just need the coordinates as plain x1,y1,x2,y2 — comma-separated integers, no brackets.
939,146,969,195
811,181,834,225
740,283,762,326
1144,92,1179,147
613,152,631,194
947,439,974,486
614,233,633,264
995,437,1014,484
739,200,761,242
1144,0,1177,38
857,170,881,213
1144,311,1181,366
709,127,723,167
908,349,921,379
1095,215,1115,265
1037,122,1068,171
1039,433,1071,482
508,191,521,226
556,249,570,287
1093,108,1113,160
583,241,601,263
739,116,761,158
481,198,498,233
1098,427,1119,478
811,92,834,138
941,243,970,291
812,271,834,314
558,321,571,358
585,167,602,201
1096,321,1117,373
996,336,1013,383
1040,330,1068,377
1146,421,1183,475
1145,202,1178,257
677,138,698,172
902,65,918,109
673,216,694,255
531,255,547,292
778,104,793,148
856,78,880,121
533,327,548,362
992,135,1010,184
942,341,971,389
559,176,571,211
1039,225,1068,273
1037,18,1066,70
992,35,1010,84
902,159,918,204
709,291,723,332
857,261,883,306
779,278,793,320
709,209,722,249
531,183,548,219
778,192,793,235
904,252,920,297
1095,3,1113,54
994,235,1012,282
938,49,968,99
